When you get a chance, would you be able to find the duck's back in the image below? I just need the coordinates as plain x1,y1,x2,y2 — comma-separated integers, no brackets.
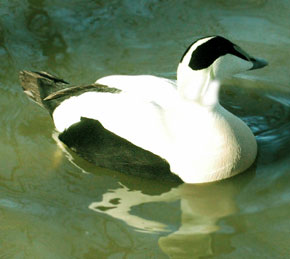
96,75,178,107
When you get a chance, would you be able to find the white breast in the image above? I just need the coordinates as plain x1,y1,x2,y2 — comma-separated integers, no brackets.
165,104,257,183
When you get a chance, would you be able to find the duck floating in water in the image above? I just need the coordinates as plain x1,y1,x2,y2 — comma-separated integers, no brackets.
20,36,267,184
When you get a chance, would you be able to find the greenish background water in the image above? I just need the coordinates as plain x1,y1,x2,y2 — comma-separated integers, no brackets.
0,0,290,258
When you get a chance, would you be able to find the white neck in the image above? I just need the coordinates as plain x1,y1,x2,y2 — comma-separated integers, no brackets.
177,64,220,107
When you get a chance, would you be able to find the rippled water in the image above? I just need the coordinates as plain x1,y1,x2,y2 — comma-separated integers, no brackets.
0,0,290,258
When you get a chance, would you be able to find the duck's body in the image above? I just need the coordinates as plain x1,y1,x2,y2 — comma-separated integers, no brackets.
20,36,267,183
52,75,257,183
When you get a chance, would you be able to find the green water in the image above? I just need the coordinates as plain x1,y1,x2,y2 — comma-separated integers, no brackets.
0,0,290,258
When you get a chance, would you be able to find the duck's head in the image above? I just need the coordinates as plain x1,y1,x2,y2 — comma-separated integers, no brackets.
177,36,268,102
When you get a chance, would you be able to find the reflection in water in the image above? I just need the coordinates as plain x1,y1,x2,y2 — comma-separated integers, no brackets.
90,183,174,233
89,177,248,257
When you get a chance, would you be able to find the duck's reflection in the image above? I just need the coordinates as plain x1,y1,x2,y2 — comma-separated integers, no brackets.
89,176,248,257
89,182,175,232
158,182,239,257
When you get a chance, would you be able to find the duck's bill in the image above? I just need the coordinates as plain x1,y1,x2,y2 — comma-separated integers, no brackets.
249,57,268,70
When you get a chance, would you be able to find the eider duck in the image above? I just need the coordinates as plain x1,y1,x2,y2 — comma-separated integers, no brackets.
20,36,267,183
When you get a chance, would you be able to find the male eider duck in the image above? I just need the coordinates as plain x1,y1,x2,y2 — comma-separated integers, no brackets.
20,36,267,184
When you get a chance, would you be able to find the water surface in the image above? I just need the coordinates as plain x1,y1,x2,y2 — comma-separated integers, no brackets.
0,0,290,258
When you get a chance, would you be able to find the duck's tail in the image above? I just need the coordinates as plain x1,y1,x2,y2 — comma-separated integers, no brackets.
19,71,69,114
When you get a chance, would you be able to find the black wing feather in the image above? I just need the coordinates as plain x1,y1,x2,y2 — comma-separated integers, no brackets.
59,117,182,183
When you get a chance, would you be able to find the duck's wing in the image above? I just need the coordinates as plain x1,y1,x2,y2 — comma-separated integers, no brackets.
44,83,121,101
59,117,182,182
20,70,121,114
20,71,182,182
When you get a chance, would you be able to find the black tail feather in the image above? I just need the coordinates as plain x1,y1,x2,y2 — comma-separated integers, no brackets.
19,70,70,114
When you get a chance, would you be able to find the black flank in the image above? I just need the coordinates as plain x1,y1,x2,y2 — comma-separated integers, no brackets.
59,117,183,183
